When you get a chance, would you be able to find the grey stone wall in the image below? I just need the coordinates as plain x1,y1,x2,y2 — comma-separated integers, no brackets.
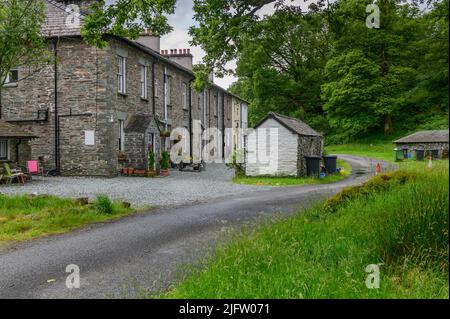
395,142,449,158
297,135,324,177
1,35,246,176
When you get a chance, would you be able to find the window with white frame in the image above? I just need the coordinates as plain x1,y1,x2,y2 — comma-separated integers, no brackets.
182,82,188,109
4,69,18,85
0,140,9,160
154,78,159,98
140,64,148,99
117,56,127,94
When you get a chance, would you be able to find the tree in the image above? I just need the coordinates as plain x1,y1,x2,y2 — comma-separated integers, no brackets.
80,0,177,48
321,0,422,137
0,0,50,88
229,6,331,128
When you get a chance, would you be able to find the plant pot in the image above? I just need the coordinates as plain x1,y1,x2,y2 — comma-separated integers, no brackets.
161,169,169,177
128,168,134,176
122,168,128,175
147,170,156,177
134,169,146,176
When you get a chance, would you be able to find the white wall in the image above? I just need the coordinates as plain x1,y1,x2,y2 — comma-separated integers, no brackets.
246,118,298,176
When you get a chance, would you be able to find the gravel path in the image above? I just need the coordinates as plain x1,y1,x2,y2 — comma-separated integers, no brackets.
0,164,273,207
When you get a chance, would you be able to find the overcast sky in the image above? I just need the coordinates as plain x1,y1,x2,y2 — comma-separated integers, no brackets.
161,0,312,89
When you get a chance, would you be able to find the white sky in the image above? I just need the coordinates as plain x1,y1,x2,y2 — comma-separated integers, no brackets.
161,0,313,89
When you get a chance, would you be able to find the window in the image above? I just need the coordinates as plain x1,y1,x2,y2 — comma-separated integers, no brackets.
0,140,8,160
154,78,159,98
118,120,125,151
140,65,148,99
182,82,188,109
4,69,18,85
117,56,127,94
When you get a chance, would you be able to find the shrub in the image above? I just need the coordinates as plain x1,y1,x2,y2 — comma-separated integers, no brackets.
148,150,155,171
161,151,170,170
94,195,114,215
323,169,417,212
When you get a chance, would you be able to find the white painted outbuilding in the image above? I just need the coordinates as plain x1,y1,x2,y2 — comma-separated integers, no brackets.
245,112,323,177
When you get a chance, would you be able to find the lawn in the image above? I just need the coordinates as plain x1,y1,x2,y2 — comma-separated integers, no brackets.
0,194,133,245
325,141,395,162
165,160,449,298
234,159,351,186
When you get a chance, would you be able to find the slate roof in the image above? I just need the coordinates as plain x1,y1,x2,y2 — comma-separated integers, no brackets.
124,115,153,134
394,130,449,144
0,121,38,138
255,112,322,137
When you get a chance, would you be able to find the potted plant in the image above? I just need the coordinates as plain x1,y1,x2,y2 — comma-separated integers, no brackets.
160,151,170,177
134,168,146,176
117,151,127,163
147,150,156,177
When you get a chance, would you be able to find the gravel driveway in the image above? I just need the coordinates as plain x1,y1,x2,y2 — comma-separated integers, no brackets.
0,164,272,207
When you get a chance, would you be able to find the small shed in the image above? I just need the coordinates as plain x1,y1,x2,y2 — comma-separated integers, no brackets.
393,130,449,159
0,120,37,166
245,112,323,177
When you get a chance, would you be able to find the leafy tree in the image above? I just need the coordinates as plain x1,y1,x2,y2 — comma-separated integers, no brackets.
81,0,176,48
0,0,50,88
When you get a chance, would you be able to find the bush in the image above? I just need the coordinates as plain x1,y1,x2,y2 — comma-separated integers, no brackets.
323,170,417,212
161,151,170,170
94,195,114,215
148,150,155,171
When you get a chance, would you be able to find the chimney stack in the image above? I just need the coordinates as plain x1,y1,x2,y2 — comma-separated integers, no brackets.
160,48,194,70
136,29,160,52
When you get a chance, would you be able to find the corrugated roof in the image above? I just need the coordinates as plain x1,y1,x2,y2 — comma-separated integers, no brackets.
255,112,322,137
394,130,449,144
0,121,38,138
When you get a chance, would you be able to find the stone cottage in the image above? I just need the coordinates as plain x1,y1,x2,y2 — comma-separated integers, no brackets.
245,112,323,177
0,0,248,176
393,130,449,159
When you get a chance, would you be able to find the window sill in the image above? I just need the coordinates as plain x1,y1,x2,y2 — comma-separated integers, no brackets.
3,83,18,88
118,92,127,97
141,97,149,102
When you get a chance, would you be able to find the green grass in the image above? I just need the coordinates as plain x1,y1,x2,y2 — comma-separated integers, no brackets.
234,159,352,186
325,141,395,162
165,161,449,299
0,194,133,245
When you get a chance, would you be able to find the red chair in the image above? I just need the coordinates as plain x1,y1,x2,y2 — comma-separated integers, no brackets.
27,160,45,181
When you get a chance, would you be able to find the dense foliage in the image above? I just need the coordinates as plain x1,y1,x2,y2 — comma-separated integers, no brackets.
227,0,449,141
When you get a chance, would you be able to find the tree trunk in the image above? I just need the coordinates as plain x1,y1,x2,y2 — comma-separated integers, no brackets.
384,113,394,135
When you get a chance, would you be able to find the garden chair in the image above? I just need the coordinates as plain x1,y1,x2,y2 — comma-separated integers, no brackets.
3,163,25,185
26,160,45,181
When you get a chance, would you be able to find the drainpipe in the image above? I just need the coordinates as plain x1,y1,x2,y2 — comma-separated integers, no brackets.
53,39,60,174
221,92,225,160
188,80,193,164
152,61,156,115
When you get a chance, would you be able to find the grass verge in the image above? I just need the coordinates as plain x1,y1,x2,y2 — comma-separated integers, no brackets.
166,161,449,298
325,142,394,162
234,159,351,186
0,194,133,245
